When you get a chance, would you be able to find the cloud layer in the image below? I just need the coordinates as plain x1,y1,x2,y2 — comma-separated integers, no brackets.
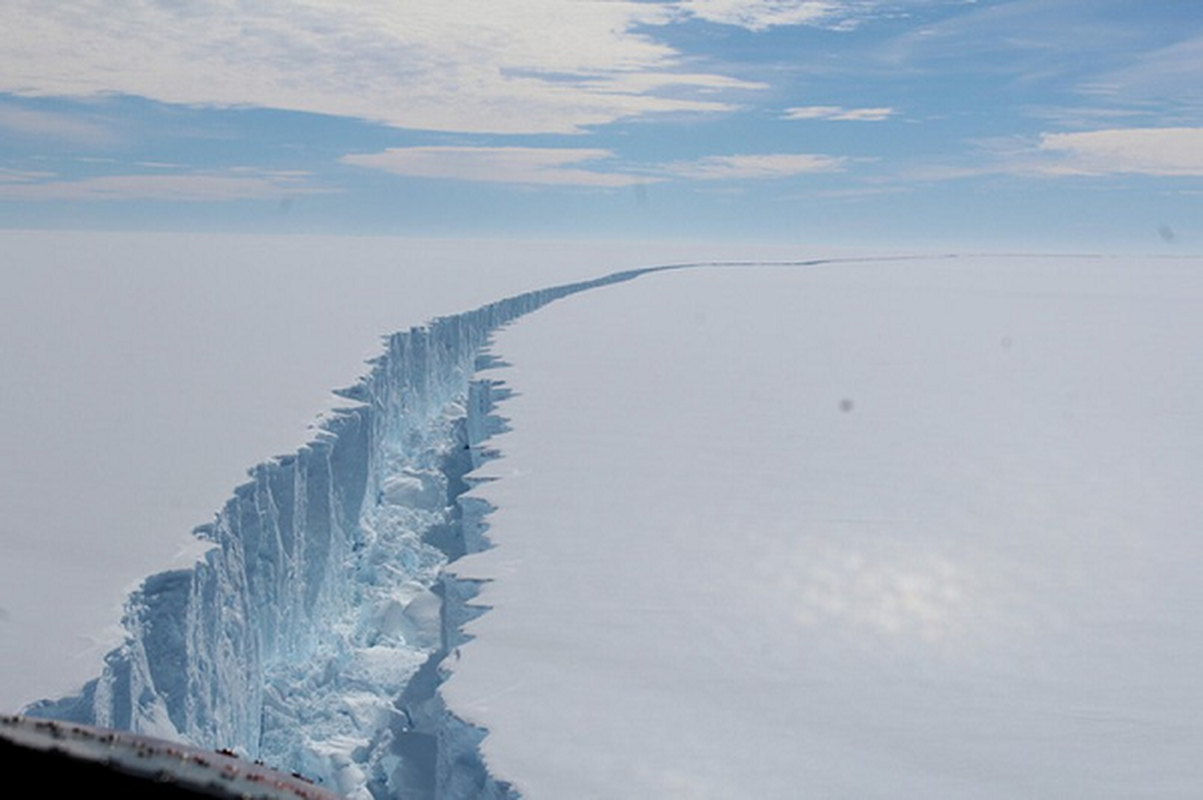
1037,128,1203,177
784,105,895,121
342,147,846,186
663,153,847,180
341,147,642,187
681,0,856,31
0,169,321,201
1,1,765,135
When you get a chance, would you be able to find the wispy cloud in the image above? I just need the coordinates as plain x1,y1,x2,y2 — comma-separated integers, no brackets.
662,153,847,180
343,147,846,187
678,0,962,33
0,103,120,146
679,0,854,32
0,167,54,184
877,0,1134,69
341,147,646,188
0,1,763,135
874,1,1202,128
785,105,895,121
1036,128,1203,177
907,127,1203,181
1082,34,1203,117
0,169,325,201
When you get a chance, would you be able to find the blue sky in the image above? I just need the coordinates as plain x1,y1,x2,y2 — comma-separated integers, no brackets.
1,0,1200,248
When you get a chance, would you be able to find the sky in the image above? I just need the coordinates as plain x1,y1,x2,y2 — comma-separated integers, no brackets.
0,0,1200,249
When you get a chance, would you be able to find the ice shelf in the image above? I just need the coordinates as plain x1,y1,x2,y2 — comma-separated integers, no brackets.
25,266,674,799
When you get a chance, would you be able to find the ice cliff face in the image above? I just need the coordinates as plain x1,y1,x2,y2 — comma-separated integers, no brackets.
26,268,659,799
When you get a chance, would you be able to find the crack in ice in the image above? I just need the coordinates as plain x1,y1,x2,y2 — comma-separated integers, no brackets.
25,258,896,797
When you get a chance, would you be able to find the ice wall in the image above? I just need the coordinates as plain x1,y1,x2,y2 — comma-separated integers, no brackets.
26,268,657,798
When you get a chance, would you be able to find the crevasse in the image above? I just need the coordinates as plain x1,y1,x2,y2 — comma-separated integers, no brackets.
26,268,659,798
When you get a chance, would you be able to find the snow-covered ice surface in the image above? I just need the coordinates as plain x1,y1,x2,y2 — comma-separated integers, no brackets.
446,256,1203,798
9,241,1202,798
1,231,816,796
0,232,812,716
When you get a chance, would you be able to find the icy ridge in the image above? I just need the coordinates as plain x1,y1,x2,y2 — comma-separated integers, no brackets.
26,267,658,798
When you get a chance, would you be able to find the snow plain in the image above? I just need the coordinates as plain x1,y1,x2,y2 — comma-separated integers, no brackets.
0,232,809,714
446,256,1203,798
5,236,1202,798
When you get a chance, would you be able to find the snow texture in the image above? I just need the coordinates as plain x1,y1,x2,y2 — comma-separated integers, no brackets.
446,256,1203,798
21,251,1203,798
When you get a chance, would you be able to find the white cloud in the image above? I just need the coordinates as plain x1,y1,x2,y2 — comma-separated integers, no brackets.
663,152,847,180
1037,128,1203,177
0,103,120,146
677,0,955,32
1082,34,1203,110
680,0,852,31
0,167,53,184
0,1,764,135
904,127,1203,182
341,147,647,187
785,105,895,121
342,147,846,187
0,170,325,201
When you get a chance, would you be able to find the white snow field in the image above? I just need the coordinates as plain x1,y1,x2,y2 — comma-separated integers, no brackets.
0,232,814,716
0,232,809,796
5,238,1202,798
446,256,1203,798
